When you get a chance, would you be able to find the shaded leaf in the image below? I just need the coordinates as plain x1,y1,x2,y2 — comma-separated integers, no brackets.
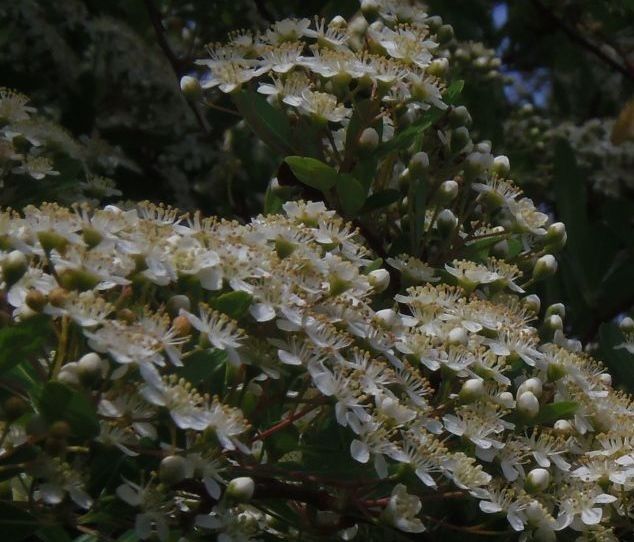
336,174,365,216
38,382,99,439
211,291,252,319
284,156,338,191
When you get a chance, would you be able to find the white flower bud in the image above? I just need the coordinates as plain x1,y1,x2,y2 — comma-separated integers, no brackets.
619,316,634,333
330,15,347,28
437,24,454,44
553,419,573,436
545,222,567,251
167,295,191,317
358,127,379,153
545,303,565,319
526,468,550,493
77,353,104,385
436,209,457,236
368,269,390,292
448,326,468,346
2,250,28,285
517,377,543,399
437,180,459,204
180,75,202,99
523,294,541,314
492,155,510,176
226,476,255,502
159,455,188,485
475,141,492,154
449,106,472,128
517,391,539,419
544,314,563,332
599,373,612,387
375,308,399,328
451,126,471,152
459,378,484,402
361,0,380,16
409,152,429,175
532,255,558,281
58,362,80,386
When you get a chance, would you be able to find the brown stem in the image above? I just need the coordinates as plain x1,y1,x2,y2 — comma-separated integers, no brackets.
251,403,321,442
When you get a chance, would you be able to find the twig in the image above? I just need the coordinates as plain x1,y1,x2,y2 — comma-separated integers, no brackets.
142,0,211,134
252,403,321,442
529,0,634,82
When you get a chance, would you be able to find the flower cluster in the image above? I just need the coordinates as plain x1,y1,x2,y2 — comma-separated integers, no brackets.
0,199,632,540
0,88,122,206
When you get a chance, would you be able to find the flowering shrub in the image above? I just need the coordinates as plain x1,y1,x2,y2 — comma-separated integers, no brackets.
1,2,633,541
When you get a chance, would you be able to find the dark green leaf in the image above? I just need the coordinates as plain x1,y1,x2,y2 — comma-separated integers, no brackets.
211,291,253,319
336,174,365,216
284,156,338,191
362,190,401,212
444,79,465,103
0,502,39,541
0,316,50,376
535,401,578,424
38,382,99,439
232,91,294,156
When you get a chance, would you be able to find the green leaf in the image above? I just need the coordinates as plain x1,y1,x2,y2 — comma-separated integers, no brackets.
376,110,441,158
336,174,365,216
38,382,99,439
176,349,228,388
211,291,252,319
284,156,338,191
232,91,294,156
362,190,401,213
0,316,49,376
37,527,72,542
535,401,578,424
444,79,465,103
263,186,284,215
0,502,39,541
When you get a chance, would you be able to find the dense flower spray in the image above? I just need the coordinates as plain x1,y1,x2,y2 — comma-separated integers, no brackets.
0,1,632,541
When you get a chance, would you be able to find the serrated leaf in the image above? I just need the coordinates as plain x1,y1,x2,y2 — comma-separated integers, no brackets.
284,156,338,191
38,382,99,439
336,174,365,216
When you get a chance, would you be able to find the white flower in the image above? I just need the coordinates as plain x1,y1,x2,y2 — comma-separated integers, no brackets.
381,484,425,533
297,90,351,123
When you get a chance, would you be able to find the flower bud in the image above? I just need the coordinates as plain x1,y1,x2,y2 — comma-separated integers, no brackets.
226,476,255,502
58,362,80,386
2,250,27,286
450,126,471,153
449,106,472,128
408,152,429,176
180,75,202,100
544,314,563,332
436,209,457,236
349,16,368,36
159,455,188,485
58,268,100,292
167,295,191,317
492,155,510,177
368,269,390,292
545,303,565,319
619,316,634,333
490,239,509,259
358,127,379,153
437,24,454,44
77,353,104,386
525,468,550,493
517,391,539,419
425,15,443,31
553,419,573,436
25,289,47,312
532,255,557,281
49,420,71,439
437,180,459,204
448,326,468,346
3,396,28,422
459,378,484,402
375,308,399,329
517,377,543,398
522,294,541,314
545,222,567,252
